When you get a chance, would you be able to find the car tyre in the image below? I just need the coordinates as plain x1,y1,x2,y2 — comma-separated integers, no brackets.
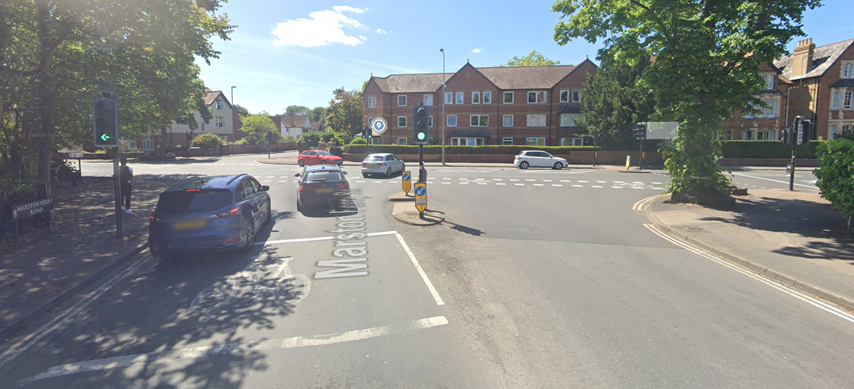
241,222,255,252
297,199,303,213
553,162,563,170
321,159,327,165
298,160,304,167
386,167,392,177
265,202,272,224
362,173,369,178
520,161,529,169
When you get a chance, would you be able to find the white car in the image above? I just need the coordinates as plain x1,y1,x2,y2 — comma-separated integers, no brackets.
514,150,568,170
361,153,406,177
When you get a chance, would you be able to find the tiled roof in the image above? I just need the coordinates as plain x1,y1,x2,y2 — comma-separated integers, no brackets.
204,90,228,106
829,79,854,88
373,73,449,93
774,39,854,80
477,65,577,89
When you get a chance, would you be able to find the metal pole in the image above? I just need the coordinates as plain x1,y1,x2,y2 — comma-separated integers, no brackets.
592,130,597,167
440,48,446,165
231,86,236,105
639,139,644,171
268,131,271,159
790,117,799,191
113,147,122,239
419,144,425,182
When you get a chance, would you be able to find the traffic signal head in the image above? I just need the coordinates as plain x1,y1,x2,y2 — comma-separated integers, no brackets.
93,99,118,147
634,122,647,141
781,129,791,145
361,127,367,139
799,119,812,145
413,105,429,144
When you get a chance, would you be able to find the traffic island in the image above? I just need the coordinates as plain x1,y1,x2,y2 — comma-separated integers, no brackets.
388,192,414,202
392,202,445,226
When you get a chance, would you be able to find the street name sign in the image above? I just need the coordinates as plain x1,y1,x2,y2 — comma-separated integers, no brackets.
402,171,411,195
11,198,54,221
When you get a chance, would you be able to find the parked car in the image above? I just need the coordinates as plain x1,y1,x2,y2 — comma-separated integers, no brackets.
296,164,351,213
297,150,343,167
361,153,405,177
514,150,568,170
148,174,271,259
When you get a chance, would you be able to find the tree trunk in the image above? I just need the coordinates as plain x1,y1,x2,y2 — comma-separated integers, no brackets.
36,0,56,196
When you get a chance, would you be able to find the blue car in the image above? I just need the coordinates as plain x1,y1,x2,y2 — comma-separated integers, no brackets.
148,174,271,259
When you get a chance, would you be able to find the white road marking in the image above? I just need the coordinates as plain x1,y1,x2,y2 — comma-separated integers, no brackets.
592,185,603,188
644,224,854,325
266,176,274,178
442,182,451,185
515,183,525,186
390,181,399,184
633,181,644,184
578,180,588,183
278,180,287,183
597,181,606,183
357,181,365,183
733,173,816,189
395,234,444,305
478,183,487,185
543,180,552,182
614,181,625,184
510,179,519,181
443,178,450,180
534,184,544,187
652,182,663,185
526,179,536,182
572,185,583,188
493,179,502,181
496,183,506,186
19,316,449,385
259,231,397,246
552,184,563,187
460,182,469,185
373,181,382,184
652,187,665,190
560,180,571,183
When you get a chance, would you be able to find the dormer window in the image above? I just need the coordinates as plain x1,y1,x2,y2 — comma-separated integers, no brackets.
214,99,223,110
760,74,775,90
843,62,854,79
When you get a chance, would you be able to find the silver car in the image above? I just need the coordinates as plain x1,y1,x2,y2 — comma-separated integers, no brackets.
514,150,568,170
361,153,406,177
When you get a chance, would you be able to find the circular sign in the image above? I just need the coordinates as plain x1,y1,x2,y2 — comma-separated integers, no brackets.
402,173,410,181
371,117,388,134
415,186,426,196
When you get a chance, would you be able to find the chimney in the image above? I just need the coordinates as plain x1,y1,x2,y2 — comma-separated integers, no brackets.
289,111,295,127
791,38,815,78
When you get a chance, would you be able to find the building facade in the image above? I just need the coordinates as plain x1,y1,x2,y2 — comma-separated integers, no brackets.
363,60,598,146
722,63,792,141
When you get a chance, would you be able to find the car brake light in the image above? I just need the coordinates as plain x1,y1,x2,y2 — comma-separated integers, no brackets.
149,214,162,222
361,162,366,166
378,163,386,166
299,185,311,191
337,183,350,190
217,207,242,218
187,189,201,192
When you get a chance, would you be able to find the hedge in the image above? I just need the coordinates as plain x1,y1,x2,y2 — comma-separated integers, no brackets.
341,145,594,155
720,140,821,159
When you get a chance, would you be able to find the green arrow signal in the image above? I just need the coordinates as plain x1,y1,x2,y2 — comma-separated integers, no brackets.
100,134,110,141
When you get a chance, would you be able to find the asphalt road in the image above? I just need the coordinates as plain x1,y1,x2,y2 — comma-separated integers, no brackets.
1,153,851,388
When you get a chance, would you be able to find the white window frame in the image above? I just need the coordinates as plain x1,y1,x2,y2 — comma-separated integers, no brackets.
397,137,408,145
451,137,484,146
845,91,854,109
559,90,569,103
428,116,433,127
397,116,407,128
447,115,457,127
765,131,775,141
742,130,753,140
560,113,584,127
502,114,513,127
472,92,480,104
527,91,546,104
483,91,492,104
215,99,223,110
456,92,464,104
765,99,777,118
831,124,838,139
445,92,453,104
842,61,854,79
367,96,376,108
833,91,841,110
526,137,546,146
215,115,225,128
142,136,154,151
397,95,407,106
526,114,546,127
760,73,775,90
503,92,514,104
423,94,433,106
200,121,207,132
572,90,582,103
502,137,513,145
470,114,488,127
561,138,584,146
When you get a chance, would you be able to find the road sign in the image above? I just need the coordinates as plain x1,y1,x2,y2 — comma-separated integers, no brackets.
70,152,83,159
645,122,679,140
414,183,427,214
402,171,411,195
371,117,388,135
626,155,631,170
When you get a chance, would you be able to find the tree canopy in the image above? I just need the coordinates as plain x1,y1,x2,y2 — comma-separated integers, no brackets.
553,0,821,196
501,50,560,67
238,114,281,144
285,105,309,116
325,88,362,138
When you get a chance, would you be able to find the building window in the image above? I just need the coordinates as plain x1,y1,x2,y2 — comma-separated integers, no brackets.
503,92,514,104
765,131,775,141
572,90,582,102
760,74,775,90
367,96,376,108
456,92,464,104
503,115,513,127
472,92,480,104
483,91,492,104
445,92,453,104
423,95,433,106
397,116,407,127
526,137,546,146
560,90,569,103
470,115,488,127
742,130,753,140
561,138,584,146
842,61,854,79
142,136,154,151
448,115,457,127
527,91,546,104
744,98,778,118
833,91,841,110
560,113,584,127
215,115,225,128
398,95,407,106
428,116,433,127
201,121,207,132
397,137,407,145
831,124,838,138
451,137,484,146
845,91,854,109
215,99,223,110
526,114,546,127
502,137,513,145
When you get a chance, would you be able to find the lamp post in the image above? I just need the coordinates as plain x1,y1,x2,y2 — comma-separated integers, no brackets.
231,85,237,105
440,48,446,165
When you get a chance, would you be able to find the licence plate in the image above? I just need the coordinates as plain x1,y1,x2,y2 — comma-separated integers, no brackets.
316,188,333,194
366,164,376,168
174,220,206,230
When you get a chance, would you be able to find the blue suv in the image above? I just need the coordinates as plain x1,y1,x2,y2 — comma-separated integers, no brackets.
149,174,271,259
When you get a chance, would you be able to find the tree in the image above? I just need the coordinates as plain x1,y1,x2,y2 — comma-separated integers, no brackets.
815,132,854,227
310,106,327,124
500,50,560,67
285,105,309,116
239,114,281,145
581,57,655,149
325,88,362,138
232,104,250,117
554,0,821,196
192,133,223,150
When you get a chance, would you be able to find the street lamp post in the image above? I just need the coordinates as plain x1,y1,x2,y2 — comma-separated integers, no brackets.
440,48,446,165
231,86,236,105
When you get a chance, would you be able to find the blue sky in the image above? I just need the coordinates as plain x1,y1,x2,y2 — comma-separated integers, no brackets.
197,0,854,116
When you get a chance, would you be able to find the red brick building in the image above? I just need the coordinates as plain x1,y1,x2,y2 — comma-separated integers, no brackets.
363,60,598,146
722,63,792,141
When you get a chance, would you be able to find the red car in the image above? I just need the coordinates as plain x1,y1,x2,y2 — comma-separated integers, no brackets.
297,150,343,167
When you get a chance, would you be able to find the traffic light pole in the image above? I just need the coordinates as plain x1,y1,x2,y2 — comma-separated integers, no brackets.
113,147,123,239
789,117,800,191
592,129,597,167
638,139,644,171
418,144,426,183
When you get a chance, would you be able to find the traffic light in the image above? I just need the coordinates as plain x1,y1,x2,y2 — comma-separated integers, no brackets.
595,133,602,146
781,128,791,145
798,119,812,145
633,122,647,141
361,127,367,139
93,99,118,147
413,105,429,145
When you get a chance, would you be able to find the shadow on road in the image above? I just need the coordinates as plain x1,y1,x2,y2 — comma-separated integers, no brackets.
444,221,485,237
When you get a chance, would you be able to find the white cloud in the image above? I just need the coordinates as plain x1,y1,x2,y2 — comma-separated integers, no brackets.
472,48,482,53
375,28,386,34
359,35,367,41
272,7,369,47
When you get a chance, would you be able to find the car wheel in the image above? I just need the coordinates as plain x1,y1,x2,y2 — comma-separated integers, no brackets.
553,162,563,170
362,173,369,178
386,167,392,177
321,159,327,164
298,160,304,167
265,202,272,224
297,199,303,213
241,222,255,252
520,161,529,169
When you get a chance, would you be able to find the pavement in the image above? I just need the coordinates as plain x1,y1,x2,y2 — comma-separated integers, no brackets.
645,189,854,312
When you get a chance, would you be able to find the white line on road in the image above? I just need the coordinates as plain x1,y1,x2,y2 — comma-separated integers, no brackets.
578,180,588,183
515,183,525,186
395,234,444,306
510,179,519,182
552,184,562,187
543,180,552,182
592,185,603,188
572,185,583,188
442,182,451,184
18,316,449,386
534,184,544,187
733,173,815,189
560,180,571,183
496,183,506,185
259,231,397,246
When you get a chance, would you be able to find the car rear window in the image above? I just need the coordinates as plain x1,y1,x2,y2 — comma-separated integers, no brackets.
364,155,383,161
317,151,332,156
305,171,345,181
156,189,233,214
